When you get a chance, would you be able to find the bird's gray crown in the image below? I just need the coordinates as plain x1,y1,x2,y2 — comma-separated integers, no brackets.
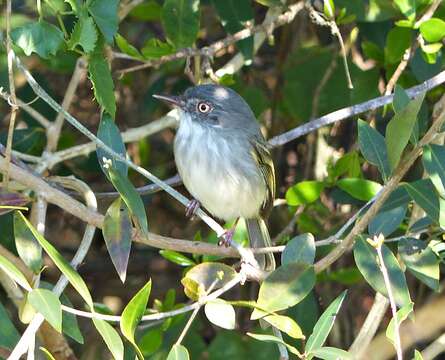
181,84,259,132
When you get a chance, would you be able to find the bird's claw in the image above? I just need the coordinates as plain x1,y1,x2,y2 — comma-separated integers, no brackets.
185,199,200,219
218,228,235,247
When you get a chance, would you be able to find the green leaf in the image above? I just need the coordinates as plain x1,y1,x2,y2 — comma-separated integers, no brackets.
261,313,305,339
253,263,315,319
330,151,361,179
15,211,94,307
420,18,445,42
159,250,196,266
39,347,57,360
87,0,119,43
286,181,325,206
212,0,254,62
394,0,416,21
181,262,237,300
385,27,412,64
44,0,67,13
422,144,445,196
247,333,302,357
162,0,200,48
337,178,382,201
28,288,62,332
68,15,97,53
103,197,132,283
386,92,425,170
93,318,124,360
323,0,335,18
414,349,424,360
305,291,347,354
368,205,407,236
398,238,440,291
358,119,391,181
120,280,152,360
385,302,413,344
281,233,315,265
353,236,411,308
107,168,149,237
204,299,236,330
11,20,64,58
405,179,445,227
138,328,163,356
393,85,410,113
129,1,162,21
0,253,32,292
88,54,116,118
60,293,84,344
167,344,190,360
65,0,81,13
380,186,411,212
0,301,20,349
310,347,352,360
115,34,143,59
253,0,281,6
141,38,175,59
13,211,42,273
97,113,127,176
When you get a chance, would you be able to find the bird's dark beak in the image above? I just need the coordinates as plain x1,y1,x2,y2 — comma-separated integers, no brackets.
153,94,184,108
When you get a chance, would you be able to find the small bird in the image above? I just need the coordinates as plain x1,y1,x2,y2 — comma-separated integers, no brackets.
154,84,275,271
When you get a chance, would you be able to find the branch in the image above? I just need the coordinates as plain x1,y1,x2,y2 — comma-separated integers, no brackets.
116,2,305,75
349,292,389,358
314,93,445,273
269,70,445,147
3,0,18,188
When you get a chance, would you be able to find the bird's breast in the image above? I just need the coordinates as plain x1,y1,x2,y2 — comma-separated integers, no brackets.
174,116,266,221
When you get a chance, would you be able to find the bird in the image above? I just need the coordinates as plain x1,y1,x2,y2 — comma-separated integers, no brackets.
154,84,276,271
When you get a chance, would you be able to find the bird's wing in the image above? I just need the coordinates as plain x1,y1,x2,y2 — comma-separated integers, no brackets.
250,138,276,217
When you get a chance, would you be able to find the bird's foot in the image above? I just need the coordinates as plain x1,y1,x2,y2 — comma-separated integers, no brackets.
218,228,235,247
185,199,200,219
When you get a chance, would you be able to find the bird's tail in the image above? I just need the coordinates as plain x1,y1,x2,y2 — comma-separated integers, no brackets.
246,218,276,271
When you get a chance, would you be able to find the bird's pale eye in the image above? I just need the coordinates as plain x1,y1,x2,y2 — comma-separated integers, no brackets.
197,102,212,114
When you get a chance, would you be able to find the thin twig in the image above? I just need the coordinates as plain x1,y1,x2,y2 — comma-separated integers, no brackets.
3,0,18,189
372,235,403,360
8,177,97,360
60,273,244,323
117,2,305,75
421,333,445,360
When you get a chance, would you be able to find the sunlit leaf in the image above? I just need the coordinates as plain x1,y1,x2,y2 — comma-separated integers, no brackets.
120,280,152,359
305,291,347,354
385,302,413,344
103,197,132,283
204,299,236,330
337,178,382,201
286,181,325,206
141,38,175,59
115,34,143,59
385,27,412,64
167,344,190,360
0,253,32,292
261,313,305,339
93,318,124,360
28,288,62,332
15,211,94,307
13,211,42,273
160,250,196,266
310,346,353,360
68,15,97,53
420,18,445,42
